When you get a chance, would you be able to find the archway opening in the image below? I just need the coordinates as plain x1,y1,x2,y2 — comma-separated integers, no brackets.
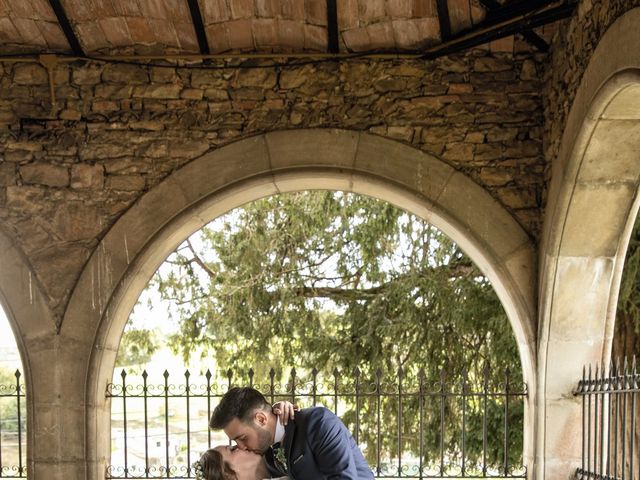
0,305,26,478
75,131,536,480
108,190,526,478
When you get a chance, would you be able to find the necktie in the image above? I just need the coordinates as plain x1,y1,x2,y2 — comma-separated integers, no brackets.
272,443,287,474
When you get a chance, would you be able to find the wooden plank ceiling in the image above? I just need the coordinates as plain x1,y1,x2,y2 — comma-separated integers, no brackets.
0,0,573,57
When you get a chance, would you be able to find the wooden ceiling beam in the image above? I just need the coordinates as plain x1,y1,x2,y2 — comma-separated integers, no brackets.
477,0,549,51
47,0,84,56
435,0,452,42
326,0,339,54
187,0,210,55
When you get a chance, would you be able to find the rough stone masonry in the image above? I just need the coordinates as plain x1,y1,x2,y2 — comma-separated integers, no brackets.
0,51,545,322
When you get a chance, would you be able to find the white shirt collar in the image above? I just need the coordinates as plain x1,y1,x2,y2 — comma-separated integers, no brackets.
274,416,285,444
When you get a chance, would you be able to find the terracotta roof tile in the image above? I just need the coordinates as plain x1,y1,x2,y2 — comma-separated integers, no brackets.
205,22,231,53
367,21,394,49
202,0,230,22
38,20,68,49
99,17,131,46
256,0,278,17
387,0,414,18
147,18,179,46
63,0,93,22
13,17,43,44
414,17,441,44
75,21,108,52
226,18,254,50
303,23,326,51
229,0,255,19
448,0,473,34
0,17,20,42
138,0,168,19
29,0,58,21
253,18,278,48
359,0,386,22
414,0,436,17
306,0,327,26
338,0,358,29
342,26,370,51
126,17,155,44
279,19,305,49
174,21,199,51
282,0,304,21
392,19,421,49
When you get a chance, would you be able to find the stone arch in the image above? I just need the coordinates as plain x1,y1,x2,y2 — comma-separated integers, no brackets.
538,7,640,479
64,130,536,477
0,227,56,478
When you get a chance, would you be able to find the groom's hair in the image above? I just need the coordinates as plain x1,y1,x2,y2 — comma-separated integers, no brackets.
209,387,270,429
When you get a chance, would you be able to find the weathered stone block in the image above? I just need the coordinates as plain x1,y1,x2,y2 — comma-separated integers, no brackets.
59,109,82,121
70,164,104,189
151,67,178,83
20,164,69,187
233,68,277,88
129,120,164,131
168,140,210,158
13,64,48,85
443,142,474,161
102,64,149,84
181,88,204,100
107,174,146,191
421,126,465,143
72,64,104,85
387,126,414,142
480,167,513,186
95,84,134,99
136,142,169,158
0,163,16,185
473,56,513,72
474,143,503,160
204,88,230,100
52,203,103,241
279,68,308,89
4,151,32,163
132,84,182,99
6,140,43,152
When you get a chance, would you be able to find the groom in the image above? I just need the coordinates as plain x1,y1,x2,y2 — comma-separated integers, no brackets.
210,387,373,479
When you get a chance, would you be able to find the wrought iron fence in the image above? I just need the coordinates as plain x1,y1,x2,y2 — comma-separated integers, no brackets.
0,369,26,478
575,356,639,480
106,365,527,479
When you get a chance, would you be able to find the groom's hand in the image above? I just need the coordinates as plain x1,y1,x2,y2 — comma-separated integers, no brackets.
272,401,299,425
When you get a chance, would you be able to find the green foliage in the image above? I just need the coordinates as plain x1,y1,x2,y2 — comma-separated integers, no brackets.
617,215,640,334
116,328,159,368
125,191,524,469
0,367,25,433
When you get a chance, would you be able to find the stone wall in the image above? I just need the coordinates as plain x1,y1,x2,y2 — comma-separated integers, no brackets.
543,0,640,170
0,52,546,324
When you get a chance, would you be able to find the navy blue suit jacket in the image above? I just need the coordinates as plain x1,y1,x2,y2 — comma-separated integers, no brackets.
265,406,373,480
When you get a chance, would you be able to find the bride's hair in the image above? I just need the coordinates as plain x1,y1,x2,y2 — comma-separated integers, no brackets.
196,449,237,480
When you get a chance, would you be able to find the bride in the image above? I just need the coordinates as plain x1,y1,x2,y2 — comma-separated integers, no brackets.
194,445,280,480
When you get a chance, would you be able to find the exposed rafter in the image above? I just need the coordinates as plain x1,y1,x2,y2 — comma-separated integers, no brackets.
422,0,575,59
478,0,549,51
435,0,452,42
326,0,339,54
47,0,84,56
187,0,210,55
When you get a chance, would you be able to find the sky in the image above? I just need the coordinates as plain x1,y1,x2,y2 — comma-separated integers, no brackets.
0,306,22,370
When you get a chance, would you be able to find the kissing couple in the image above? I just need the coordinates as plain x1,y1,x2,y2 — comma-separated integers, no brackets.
193,387,373,480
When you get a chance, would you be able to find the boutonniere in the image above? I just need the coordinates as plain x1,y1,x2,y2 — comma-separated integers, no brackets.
274,446,288,472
